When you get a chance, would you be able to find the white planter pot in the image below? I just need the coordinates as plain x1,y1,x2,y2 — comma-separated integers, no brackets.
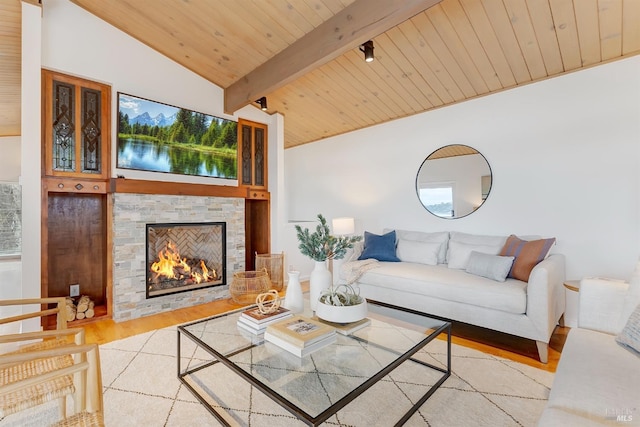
309,260,331,311
316,299,368,324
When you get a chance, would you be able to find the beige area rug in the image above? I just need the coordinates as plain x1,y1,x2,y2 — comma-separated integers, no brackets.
0,327,554,427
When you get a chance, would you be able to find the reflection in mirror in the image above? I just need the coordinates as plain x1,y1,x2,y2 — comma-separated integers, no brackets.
416,145,492,219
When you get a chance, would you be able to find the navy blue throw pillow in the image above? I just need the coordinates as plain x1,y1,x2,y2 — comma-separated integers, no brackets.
358,230,400,262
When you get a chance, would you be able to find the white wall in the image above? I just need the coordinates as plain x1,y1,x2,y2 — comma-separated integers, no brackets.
0,136,20,181
20,0,285,302
285,56,640,281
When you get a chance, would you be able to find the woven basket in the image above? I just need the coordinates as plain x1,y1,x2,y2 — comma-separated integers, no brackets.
229,270,272,305
255,252,284,291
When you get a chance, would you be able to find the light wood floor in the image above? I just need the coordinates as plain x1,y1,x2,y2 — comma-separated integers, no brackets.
83,285,568,373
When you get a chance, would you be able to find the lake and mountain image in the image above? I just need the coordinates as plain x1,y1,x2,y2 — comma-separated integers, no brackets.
117,93,238,179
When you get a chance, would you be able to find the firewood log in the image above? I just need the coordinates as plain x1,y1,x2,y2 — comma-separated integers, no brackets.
76,311,85,320
84,300,95,318
77,295,91,313
66,304,76,322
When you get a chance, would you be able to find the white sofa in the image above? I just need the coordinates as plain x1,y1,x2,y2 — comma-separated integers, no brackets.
340,230,566,363
538,273,640,426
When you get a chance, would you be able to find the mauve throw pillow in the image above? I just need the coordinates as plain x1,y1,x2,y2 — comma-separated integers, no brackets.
499,235,556,282
358,230,400,262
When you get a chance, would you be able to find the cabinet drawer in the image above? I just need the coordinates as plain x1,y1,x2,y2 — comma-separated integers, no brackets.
246,189,269,200
45,178,108,194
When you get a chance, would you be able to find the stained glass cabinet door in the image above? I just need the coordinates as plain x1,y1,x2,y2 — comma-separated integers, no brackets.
42,70,111,179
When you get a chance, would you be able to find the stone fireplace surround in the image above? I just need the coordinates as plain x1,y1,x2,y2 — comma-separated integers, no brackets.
112,193,244,321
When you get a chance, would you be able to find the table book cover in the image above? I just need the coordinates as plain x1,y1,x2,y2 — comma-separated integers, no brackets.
241,306,291,324
265,316,335,347
264,331,336,358
314,317,371,335
237,312,293,334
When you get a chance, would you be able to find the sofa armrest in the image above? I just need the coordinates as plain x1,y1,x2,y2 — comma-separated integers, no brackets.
526,254,566,341
578,277,629,335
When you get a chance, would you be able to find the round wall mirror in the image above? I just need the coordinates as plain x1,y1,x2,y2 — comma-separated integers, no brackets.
415,144,492,219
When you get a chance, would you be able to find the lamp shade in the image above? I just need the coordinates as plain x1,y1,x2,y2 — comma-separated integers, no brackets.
332,217,355,236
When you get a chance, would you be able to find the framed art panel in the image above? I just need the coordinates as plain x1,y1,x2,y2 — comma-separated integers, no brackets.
117,93,237,179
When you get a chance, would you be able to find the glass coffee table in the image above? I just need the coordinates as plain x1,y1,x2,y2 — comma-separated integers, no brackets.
178,300,451,426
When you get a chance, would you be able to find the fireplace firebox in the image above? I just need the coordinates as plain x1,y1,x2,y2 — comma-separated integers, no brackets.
145,222,226,298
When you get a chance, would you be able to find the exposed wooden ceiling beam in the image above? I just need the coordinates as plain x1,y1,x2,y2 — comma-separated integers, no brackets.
224,0,443,114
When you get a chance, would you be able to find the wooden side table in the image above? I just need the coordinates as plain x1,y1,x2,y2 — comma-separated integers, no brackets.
563,280,581,327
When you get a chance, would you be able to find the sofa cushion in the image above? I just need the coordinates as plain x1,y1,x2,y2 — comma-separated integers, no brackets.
465,251,514,282
391,229,449,264
448,231,507,247
499,235,556,282
621,259,640,323
447,241,503,270
447,232,506,267
616,304,640,356
578,277,631,334
395,239,440,265
354,262,527,314
358,231,400,262
545,328,640,424
537,407,616,427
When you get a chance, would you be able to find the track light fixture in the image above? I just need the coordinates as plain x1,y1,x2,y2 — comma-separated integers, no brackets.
360,40,374,63
256,97,268,111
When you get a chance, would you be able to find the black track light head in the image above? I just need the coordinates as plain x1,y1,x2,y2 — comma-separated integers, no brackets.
360,40,374,63
256,97,267,111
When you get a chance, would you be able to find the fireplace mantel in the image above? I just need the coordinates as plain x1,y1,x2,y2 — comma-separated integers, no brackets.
110,178,248,199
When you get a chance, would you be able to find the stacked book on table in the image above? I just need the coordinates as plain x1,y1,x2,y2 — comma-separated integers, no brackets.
264,315,337,357
314,316,371,336
236,306,293,335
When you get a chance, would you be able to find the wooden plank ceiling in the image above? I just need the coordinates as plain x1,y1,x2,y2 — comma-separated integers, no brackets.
2,0,639,148
0,0,22,136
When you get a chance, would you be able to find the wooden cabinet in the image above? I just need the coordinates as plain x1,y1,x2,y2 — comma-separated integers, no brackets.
41,70,112,326
238,119,270,269
238,119,268,190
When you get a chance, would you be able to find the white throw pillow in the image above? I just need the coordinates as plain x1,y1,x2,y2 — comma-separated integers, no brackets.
466,251,515,282
448,231,507,246
447,232,506,265
621,259,640,323
388,229,449,264
447,240,502,270
396,239,440,265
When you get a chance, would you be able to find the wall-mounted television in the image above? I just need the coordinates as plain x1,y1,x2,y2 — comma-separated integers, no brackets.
116,93,237,179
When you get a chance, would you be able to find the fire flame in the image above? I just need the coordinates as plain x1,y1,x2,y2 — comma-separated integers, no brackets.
150,241,215,284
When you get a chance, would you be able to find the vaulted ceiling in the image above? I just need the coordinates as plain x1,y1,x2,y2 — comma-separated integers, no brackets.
0,0,23,137
2,0,639,148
